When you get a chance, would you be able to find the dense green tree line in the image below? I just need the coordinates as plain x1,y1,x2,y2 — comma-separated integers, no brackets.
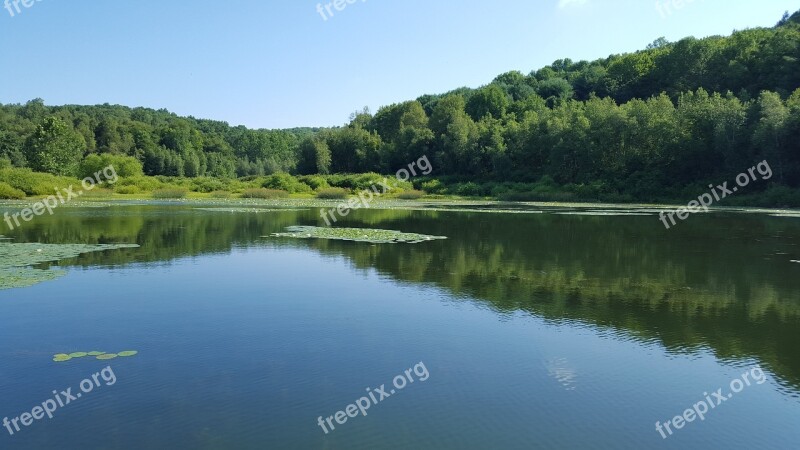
1,10,799,201
298,11,800,200
0,100,319,178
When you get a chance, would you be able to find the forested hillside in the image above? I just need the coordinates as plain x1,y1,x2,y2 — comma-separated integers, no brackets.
1,10,799,201
0,101,320,178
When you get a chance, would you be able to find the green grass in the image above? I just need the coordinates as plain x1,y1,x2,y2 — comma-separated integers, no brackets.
3,167,799,207
0,167,78,196
152,188,189,199
315,188,350,199
240,188,290,199
209,190,232,198
0,182,25,199
397,190,426,200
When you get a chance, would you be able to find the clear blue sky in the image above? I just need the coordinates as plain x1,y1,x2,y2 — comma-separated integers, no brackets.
0,0,796,129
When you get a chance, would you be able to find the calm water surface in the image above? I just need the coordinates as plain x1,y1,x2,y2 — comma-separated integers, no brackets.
1,203,799,449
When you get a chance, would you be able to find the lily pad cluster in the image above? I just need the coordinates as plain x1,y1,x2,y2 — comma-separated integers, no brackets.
268,226,447,244
0,242,140,290
53,350,138,362
193,207,307,213
554,211,653,216
417,207,543,214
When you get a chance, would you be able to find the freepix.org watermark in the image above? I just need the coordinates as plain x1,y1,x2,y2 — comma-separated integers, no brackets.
316,361,430,434
659,160,772,230
3,164,118,231
655,366,767,440
655,0,700,19
3,0,45,18
3,366,117,437
320,155,432,226
316,0,367,22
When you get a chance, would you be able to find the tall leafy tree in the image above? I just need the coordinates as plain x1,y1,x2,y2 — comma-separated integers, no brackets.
466,85,509,121
753,91,790,182
24,117,85,176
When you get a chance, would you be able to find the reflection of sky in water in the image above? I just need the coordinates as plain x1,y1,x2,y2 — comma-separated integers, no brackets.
546,357,578,391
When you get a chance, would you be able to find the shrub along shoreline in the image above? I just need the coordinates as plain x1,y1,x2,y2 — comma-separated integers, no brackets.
0,166,798,207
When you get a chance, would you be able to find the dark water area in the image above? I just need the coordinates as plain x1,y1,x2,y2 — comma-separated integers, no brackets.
1,204,799,449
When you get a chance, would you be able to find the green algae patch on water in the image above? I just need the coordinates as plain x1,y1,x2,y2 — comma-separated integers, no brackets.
52,350,138,363
268,226,447,244
193,207,308,213
554,211,653,216
0,242,140,290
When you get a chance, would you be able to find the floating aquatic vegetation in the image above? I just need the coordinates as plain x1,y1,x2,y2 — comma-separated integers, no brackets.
0,267,65,290
52,350,138,362
0,243,141,268
0,242,140,290
0,200,31,206
193,208,307,213
57,201,117,208
410,207,544,214
268,226,447,244
554,211,653,216
181,197,551,214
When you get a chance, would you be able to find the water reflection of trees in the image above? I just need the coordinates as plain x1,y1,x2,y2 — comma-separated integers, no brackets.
314,212,800,390
9,206,800,389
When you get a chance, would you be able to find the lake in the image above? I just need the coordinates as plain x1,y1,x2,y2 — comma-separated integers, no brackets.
1,201,799,449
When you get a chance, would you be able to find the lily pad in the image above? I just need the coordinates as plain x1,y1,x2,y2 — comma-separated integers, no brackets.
268,226,447,244
554,210,653,216
0,267,65,290
0,242,140,290
53,350,135,362
194,208,307,213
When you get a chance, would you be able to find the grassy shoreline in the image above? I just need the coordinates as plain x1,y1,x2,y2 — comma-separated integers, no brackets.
2,166,800,209
2,195,799,218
